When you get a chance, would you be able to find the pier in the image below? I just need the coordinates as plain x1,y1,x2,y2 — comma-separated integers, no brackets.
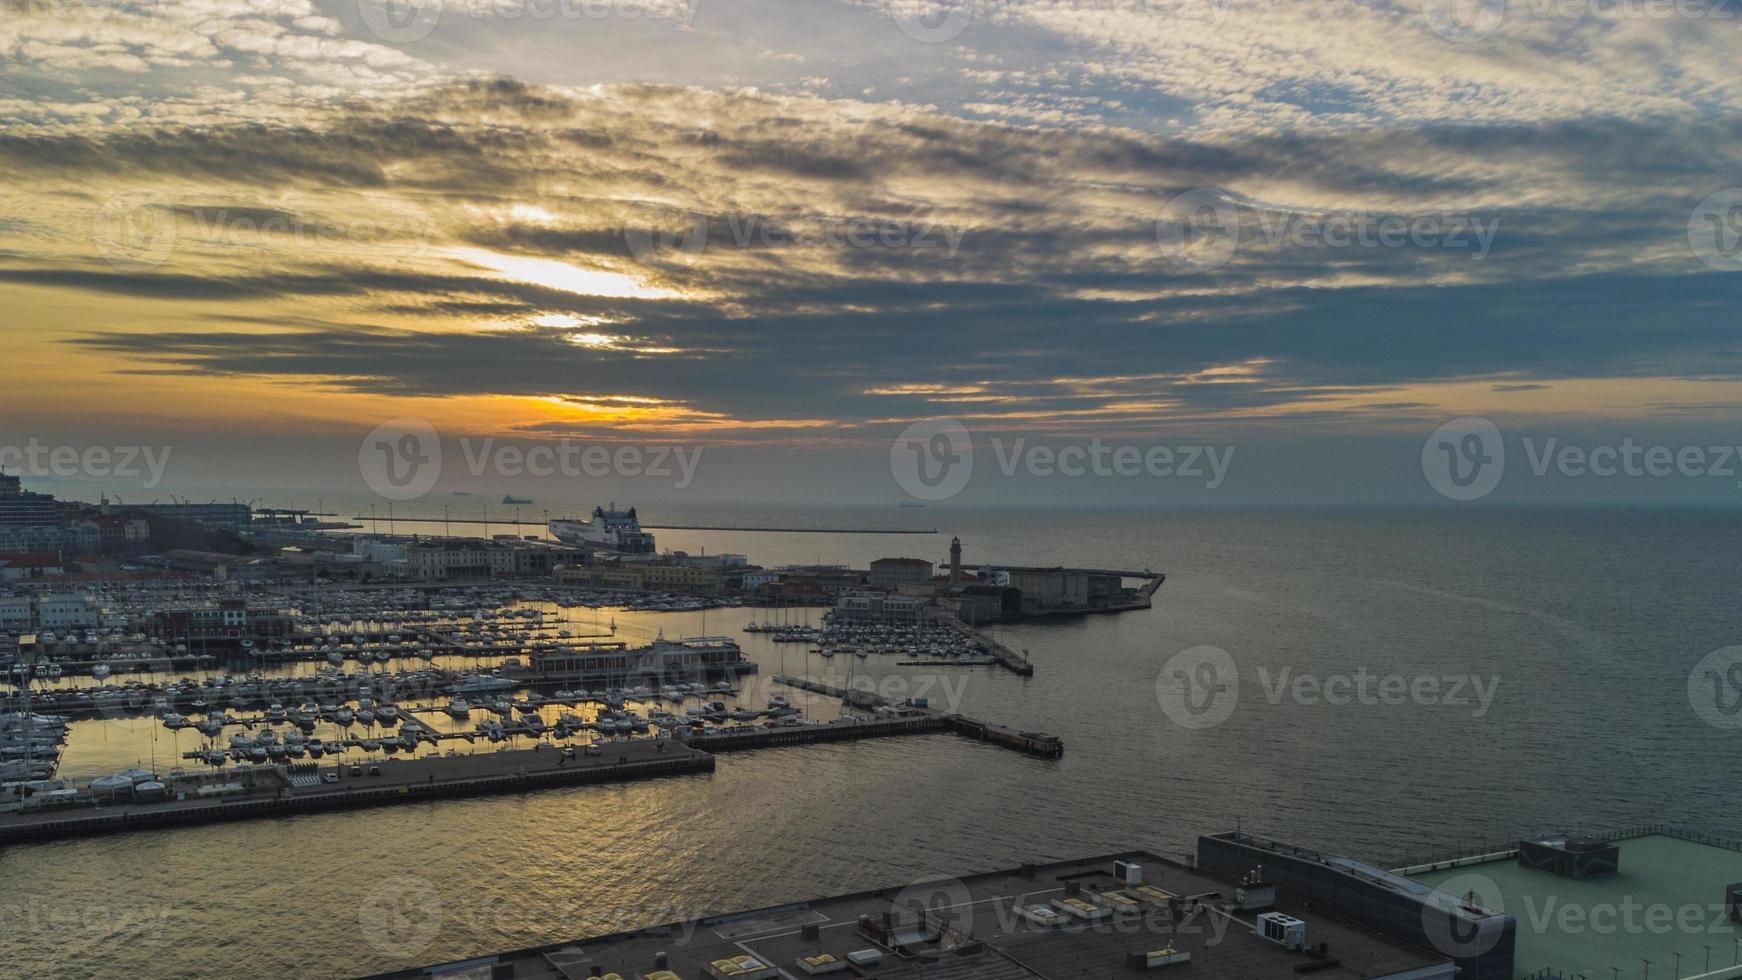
771,674,1063,758
0,742,715,845
939,616,1035,676
691,714,949,752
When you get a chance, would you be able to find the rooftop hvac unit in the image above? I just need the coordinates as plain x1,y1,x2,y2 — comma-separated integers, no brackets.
1235,865,1277,911
1113,860,1144,885
1254,912,1307,951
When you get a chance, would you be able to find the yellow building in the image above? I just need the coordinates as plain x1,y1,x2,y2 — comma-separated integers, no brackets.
556,563,723,594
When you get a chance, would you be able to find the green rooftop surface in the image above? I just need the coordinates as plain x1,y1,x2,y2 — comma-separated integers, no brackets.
1414,835,1742,980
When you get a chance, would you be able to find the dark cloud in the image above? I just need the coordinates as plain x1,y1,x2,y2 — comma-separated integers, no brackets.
59,270,1742,432
11,82,1742,442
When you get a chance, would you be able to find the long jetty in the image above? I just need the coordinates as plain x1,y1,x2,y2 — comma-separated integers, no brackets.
0,744,715,845
960,622,1035,676
350,516,936,534
772,674,1063,758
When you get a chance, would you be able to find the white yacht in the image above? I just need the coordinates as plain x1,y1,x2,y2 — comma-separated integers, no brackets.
453,674,517,694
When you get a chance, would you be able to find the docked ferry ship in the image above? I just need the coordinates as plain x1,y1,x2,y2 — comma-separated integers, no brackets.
549,504,656,553
517,635,752,685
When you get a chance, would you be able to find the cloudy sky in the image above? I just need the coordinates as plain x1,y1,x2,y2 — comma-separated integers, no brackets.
3,0,1741,505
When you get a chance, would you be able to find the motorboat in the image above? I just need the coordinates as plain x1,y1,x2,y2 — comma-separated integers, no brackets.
454,674,517,694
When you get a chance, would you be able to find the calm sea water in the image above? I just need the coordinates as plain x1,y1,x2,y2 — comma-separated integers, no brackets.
2,503,1738,978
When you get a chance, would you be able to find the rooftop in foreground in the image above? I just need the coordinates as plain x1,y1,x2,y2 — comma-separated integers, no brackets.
1410,830,1742,980
375,849,1449,980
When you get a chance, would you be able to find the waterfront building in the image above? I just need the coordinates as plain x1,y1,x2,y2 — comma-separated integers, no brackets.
555,561,725,594
833,591,927,622
406,540,497,579
525,635,749,683
0,552,64,581
943,585,1022,623
740,569,784,590
385,842,1467,980
868,557,934,590
406,538,576,580
0,595,33,631
0,472,59,527
347,537,410,577
0,525,74,553
68,515,150,553
149,596,293,647
35,592,96,630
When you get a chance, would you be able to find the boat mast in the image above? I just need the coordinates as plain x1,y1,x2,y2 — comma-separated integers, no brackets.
19,636,32,777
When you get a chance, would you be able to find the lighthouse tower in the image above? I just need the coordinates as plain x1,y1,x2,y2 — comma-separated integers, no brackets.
949,536,962,587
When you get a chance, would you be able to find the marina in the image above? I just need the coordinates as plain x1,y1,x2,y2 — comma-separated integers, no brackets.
0,680,1059,843
0,522,1102,840
0,564,1070,845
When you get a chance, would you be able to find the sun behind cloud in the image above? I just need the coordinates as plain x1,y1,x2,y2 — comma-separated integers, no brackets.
449,247,681,301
